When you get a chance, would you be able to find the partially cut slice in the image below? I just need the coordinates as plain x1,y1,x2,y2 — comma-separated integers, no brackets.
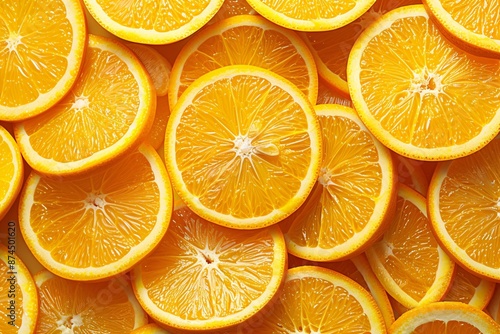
316,79,353,107
366,184,455,309
348,5,500,161
208,0,256,24
250,266,386,332
487,285,500,323
0,125,23,221
423,0,500,57
389,302,500,333
35,270,147,332
166,65,322,229
169,14,318,109
281,104,396,261
0,244,38,334
0,0,86,121
245,0,376,32
19,144,172,280
83,0,224,44
131,323,171,334
14,34,156,176
428,135,500,281
131,205,287,331
393,154,429,195
148,95,170,150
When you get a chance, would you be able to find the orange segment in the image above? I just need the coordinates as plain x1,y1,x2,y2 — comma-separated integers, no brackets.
19,144,172,280
423,0,500,57
131,206,287,331
389,301,500,333
35,270,147,332
250,266,386,332
14,34,156,176
0,244,38,334
281,104,396,261
83,0,224,44
245,0,376,31
288,254,395,328
0,0,86,121
166,65,321,229
303,0,420,94
0,126,23,221
443,265,496,309
169,15,318,109
348,5,500,161
393,154,429,195
316,79,353,107
428,136,500,281
366,184,455,309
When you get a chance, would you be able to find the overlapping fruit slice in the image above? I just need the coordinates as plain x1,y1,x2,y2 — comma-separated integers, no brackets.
393,154,428,195
316,79,353,107
19,144,172,280
0,126,23,220
131,205,287,331
348,5,500,160
442,266,495,309
166,65,321,229
281,104,396,261
0,0,87,121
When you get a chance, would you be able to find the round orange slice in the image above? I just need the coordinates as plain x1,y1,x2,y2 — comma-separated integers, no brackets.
428,135,500,282
14,34,156,176
0,244,38,334
35,270,147,332
0,0,87,121
83,0,224,44
348,5,500,161
169,14,318,109
249,265,386,332
166,65,322,229
0,125,23,221
389,301,500,333
423,0,500,58
366,184,455,309
281,104,396,261
19,144,172,281
245,0,376,32
131,205,287,331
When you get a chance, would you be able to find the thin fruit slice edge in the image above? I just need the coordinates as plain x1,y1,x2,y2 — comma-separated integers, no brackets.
0,125,24,220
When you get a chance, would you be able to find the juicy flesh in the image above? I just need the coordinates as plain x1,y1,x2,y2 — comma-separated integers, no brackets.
0,0,72,107
438,138,500,269
140,207,278,320
96,0,211,32
443,266,482,304
371,195,440,302
175,74,313,219
257,276,372,332
284,114,382,249
30,150,161,268
258,0,357,20
0,135,15,201
441,0,500,39
178,24,311,100
316,81,353,107
37,274,137,332
22,45,140,162
413,320,481,333
359,15,500,148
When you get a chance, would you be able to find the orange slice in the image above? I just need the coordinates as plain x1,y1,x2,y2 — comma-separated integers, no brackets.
316,79,353,107
126,43,172,97
288,254,395,328
35,270,147,332
443,265,496,309
209,0,256,24
245,0,376,31
0,0,86,121
281,104,396,261
131,324,171,334
131,205,287,331
348,5,500,161
487,285,500,323
249,265,386,332
0,125,23,221
394,154,429,195
428,135,500,281
166,65,321,229
169,14,318,109
0,244,38,334
303,0,420,94
83,0,224,44
19,144,172,281
366,184,455,309
389,301,500,333
423,0,500,57
14,34,156,176
148,95,171,150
